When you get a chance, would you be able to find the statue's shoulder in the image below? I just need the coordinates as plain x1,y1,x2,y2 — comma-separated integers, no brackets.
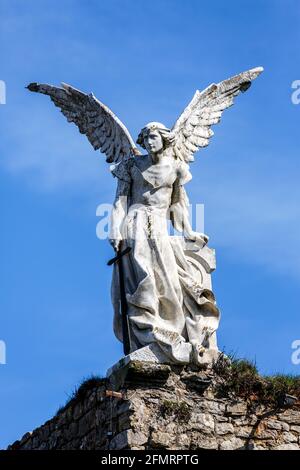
110,156,135,182
175,159,192,185
131,153,149,169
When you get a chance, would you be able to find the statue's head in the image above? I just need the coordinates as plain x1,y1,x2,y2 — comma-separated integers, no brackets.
136,122,174,154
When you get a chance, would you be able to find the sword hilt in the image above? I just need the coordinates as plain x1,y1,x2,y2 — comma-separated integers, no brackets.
107,246,132,266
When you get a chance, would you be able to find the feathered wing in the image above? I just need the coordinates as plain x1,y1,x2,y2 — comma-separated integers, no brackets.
172,67,264,163
27,82,140,164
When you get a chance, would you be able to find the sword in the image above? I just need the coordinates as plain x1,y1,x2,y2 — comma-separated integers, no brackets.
107,245,132,356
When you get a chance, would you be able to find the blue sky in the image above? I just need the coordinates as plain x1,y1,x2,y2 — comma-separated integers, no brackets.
0,0,300,448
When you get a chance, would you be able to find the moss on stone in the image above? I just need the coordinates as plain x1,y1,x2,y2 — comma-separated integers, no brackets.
213,354,300,407
161,399,191,422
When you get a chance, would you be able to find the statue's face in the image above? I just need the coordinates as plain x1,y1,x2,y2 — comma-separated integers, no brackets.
143,130,164,154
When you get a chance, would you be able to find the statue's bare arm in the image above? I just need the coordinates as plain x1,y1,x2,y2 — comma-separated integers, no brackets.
170,178,209,246
109,179,130,251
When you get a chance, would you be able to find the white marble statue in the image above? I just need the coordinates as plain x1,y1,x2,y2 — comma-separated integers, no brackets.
27,67,263,366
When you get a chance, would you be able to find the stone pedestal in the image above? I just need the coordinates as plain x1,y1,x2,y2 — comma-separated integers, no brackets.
8,361,300,451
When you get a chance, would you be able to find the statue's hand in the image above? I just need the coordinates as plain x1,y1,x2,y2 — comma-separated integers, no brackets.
184,231,209,247
109,237,122,252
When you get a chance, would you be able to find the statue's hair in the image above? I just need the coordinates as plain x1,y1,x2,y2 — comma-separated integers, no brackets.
136,122,175,149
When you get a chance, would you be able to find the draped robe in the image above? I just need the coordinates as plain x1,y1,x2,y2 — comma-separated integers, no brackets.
110,154,220,364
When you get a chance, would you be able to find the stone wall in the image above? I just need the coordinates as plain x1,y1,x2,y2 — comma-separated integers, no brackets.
8,362,300,450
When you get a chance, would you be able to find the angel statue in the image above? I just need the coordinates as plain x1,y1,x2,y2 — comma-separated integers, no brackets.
27,66,263,366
